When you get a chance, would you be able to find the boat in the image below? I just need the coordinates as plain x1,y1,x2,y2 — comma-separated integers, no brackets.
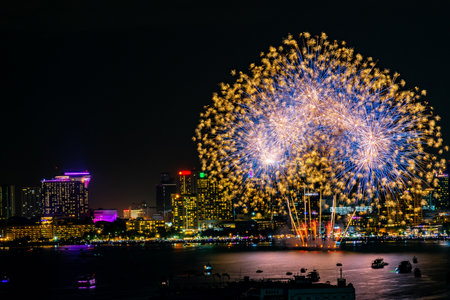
286,272,293,276
371,258,388,269
300,268,307,273
1,274,10,284
306,269,320,282
414,268,421,278
203,263,212,276
396,261,412,273
256,269,263,273
413,256,418,264
203,263,212,271
75,274,96,289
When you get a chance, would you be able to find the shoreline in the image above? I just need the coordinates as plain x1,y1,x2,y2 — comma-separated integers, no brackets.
1,236,449,251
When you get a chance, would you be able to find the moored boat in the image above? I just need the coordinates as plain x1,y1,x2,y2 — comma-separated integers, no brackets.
0,274,10,284
371,258,388,269
396,261,412,273
306,269,320,282
75,274,96,289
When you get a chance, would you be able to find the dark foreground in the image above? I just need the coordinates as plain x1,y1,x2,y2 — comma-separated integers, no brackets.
1,240,449,299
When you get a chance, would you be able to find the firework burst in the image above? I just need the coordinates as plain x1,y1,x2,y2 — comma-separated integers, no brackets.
194,32,447,217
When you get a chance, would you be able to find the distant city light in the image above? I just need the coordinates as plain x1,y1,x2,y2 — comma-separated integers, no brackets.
64,172,90,176
93,210,118,223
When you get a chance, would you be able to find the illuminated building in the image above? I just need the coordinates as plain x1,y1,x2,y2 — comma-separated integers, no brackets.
54,223,95,240
5,224,52,241
435,173,449,210
125,219,165,234
4,218,94,242
177,170,196,194
156,172,176,221
21,186,42,218
422,188,435,211
171,170,233,231
171,170,199,231
41,172,91,219
122,209,145,219
172,193,197,231
130,209,145,219
331,206,372,215
196,172,232,228
93,210,118,223
0,185,15,219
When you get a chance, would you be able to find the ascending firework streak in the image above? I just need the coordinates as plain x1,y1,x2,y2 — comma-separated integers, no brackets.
194,32,447,245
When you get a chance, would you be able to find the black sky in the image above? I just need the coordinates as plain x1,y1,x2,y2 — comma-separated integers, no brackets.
1,1,449,211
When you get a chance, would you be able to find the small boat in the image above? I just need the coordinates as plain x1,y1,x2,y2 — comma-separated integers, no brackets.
75,274,96,289
414,268,421,278
1,274,10,284
396,261,412,273
286,272,293,276
306,269,320,282
256,270,263,273
300,268,307,273
203,263,212,271
413,256,418,264
371,258,388,269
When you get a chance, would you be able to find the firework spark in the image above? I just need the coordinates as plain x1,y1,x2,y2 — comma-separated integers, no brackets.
195,32,447,217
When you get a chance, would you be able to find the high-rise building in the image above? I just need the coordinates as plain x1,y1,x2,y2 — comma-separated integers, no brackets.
172,170,198,231
41,172,91,219
156,172,176,221
435,173,449,210
21,186,42,218
172,193,197,231
177,170,197,194
197,172,232,227
0,185,15,219
171,170,233,232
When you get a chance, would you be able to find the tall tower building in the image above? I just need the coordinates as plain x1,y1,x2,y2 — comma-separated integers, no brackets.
172,193,197,231
155,172,176,221
177,170,197,194
172,170,198,231
197,172,232,225
21,186,42,218
0,185,15,219
435,173,449,210
41,172,91,219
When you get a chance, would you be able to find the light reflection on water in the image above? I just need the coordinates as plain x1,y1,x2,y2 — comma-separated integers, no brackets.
205,250,448,299
0,241,449,299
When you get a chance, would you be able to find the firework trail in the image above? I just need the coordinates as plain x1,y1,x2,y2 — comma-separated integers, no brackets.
194,32,447,220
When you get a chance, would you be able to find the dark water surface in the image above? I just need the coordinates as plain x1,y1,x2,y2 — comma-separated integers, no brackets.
1,240,449,299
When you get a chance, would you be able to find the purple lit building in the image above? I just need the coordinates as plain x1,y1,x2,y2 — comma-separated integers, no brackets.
93,210,118,223
41,172,91,219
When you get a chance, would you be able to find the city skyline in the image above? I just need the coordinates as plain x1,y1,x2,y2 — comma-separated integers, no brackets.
1,2,450,211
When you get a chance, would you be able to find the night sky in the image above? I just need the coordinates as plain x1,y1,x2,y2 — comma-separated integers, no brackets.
1,1,449,211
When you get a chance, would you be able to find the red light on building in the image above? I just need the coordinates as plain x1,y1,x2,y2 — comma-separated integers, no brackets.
178,170,191,176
